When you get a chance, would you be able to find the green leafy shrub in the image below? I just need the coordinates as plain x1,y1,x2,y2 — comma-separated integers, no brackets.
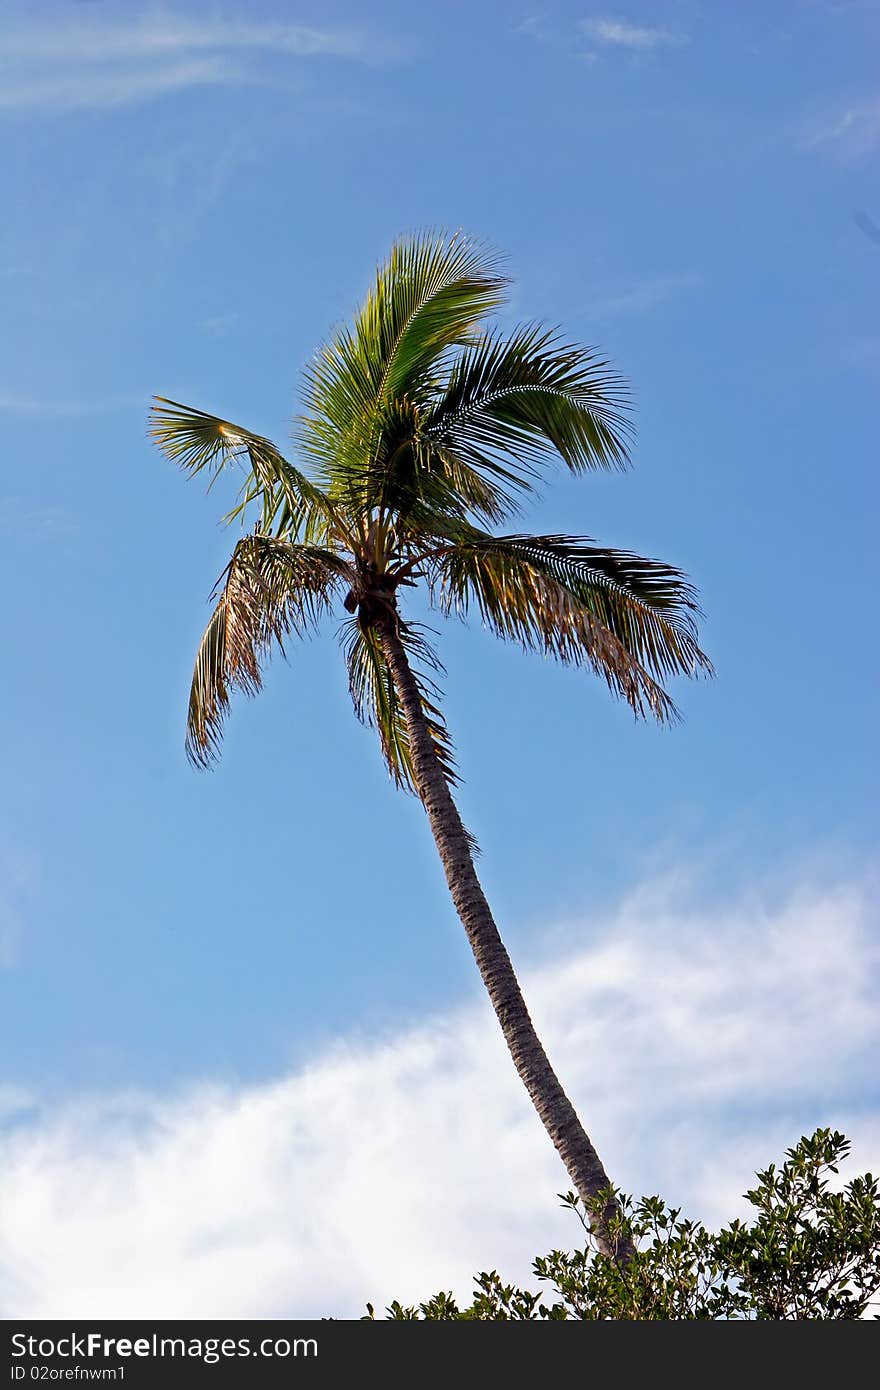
365,1130,879,1320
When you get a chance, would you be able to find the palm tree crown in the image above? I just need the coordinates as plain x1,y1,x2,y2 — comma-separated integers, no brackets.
151,231,711,779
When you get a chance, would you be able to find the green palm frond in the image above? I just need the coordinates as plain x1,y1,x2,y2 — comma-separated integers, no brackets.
306,399,508,532
358,230,508,404
359,409,530,528
150,397,339,545
428,531,712,722
187,535,350,766
341,619,458,791
296,231,507,496
423,439,536,524
360,410,484,535
424,325,633,507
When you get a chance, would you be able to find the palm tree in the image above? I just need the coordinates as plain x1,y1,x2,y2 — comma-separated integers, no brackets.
151,232,711,1260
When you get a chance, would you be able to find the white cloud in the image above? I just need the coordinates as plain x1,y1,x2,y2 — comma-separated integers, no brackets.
0,865,876,1317
581,16,687,50
0,392,144,415
0,11,396,114
842,335,880,376
0,1088,33,1121
199,312,240,337
0,848,39,969
585,271,704,320
805,98,880,161
2,15,385,64
0,56,240,112
0,908,20,968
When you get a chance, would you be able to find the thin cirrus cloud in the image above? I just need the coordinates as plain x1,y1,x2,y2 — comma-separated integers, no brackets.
0,11,398,113
584,271,704,321
0,847,39,971
0,391,146,416
0,908,20,970
0,861,876,1317
805,97,880,162
580,16,688,50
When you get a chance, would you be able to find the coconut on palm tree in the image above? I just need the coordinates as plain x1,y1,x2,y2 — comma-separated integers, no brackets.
151,232,711,1259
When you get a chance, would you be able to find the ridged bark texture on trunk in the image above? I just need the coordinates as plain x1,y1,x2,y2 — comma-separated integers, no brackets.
375,611,629,1264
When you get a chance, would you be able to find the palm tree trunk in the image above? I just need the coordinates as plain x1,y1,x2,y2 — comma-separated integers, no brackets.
375,611,629,1263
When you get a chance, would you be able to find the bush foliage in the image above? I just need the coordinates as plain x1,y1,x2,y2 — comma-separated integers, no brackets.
365,1130,880,1320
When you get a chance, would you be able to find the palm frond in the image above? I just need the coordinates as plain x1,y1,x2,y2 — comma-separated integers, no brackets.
424,325,633,505
429,531,712,722
150,397,339,545
187,535,350,765
357,405,481,531
361,230,508,404
296,231,506,495
340,619,458,792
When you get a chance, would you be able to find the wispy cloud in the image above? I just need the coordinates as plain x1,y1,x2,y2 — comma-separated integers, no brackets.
584,270,704,321
0,391,144,416
804,97,880,161
854,209,880,247
199,312,240,337
580,16,688,50
0,56,239,112
518,12,687,58
0,11,398,113
2,15,391,64
0,1087,33,1121
0,914,19,970
840,334,880,379
0,495,79,539
0,847,38,970
0,863,875,1317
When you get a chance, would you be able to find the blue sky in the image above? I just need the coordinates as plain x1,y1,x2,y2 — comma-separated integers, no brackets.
1,1,878,1316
